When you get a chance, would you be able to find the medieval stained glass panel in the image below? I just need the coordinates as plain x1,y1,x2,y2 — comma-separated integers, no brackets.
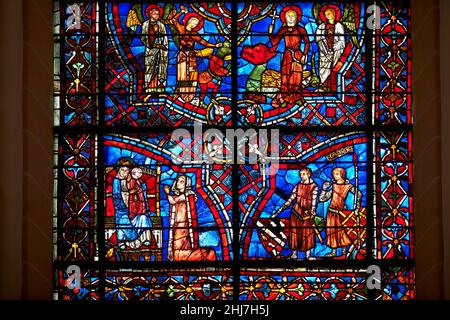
54,0,414,300
237,2,367,126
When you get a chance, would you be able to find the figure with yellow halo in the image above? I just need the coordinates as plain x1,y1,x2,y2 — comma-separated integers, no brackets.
140,5,169,95
315,4,345,90
170,5,223,105
313,3,359,91
268,5,310,107
126,4,170,99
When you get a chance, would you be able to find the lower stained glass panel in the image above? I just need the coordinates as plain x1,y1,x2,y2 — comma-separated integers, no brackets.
103,134,233,262
240,268,370,300
239,131,368,260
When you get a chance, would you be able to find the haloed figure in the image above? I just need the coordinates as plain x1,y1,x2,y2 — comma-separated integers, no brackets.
315,4,345,90
164,175,216,261
319,167,361,257
171,5,222,105
272,168,318,259
269,5,310,106
141,5,169,96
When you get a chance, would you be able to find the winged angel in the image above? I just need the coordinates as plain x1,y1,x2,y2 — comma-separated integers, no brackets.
126,4,177,95
126,4,225,105
313,3,359,90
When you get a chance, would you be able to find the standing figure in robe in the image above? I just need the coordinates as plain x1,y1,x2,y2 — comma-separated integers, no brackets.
319,167,361,257
171,5,222,105
272,168,318,259
315,4,345,90
141,5,169,96
126,167,156,249
269,5,310,106
164,174,217,261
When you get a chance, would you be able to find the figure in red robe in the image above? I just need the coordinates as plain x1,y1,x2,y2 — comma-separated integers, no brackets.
170,6,222,105
269,5,310,106
127,168,147,220
272,168,318,259
164,175,216,261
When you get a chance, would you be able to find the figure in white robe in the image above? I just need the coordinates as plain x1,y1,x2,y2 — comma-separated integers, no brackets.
315,7,346,87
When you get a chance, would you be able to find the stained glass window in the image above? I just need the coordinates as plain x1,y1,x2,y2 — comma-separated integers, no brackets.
53,1,413,300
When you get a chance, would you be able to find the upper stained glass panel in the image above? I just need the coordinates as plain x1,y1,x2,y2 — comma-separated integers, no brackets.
237,2,367,126
104,3,233,126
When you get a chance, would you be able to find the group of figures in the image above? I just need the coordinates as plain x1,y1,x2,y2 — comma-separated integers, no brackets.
128,3,354,106
100,2,366,127
126,4,230,105
272,167,361,259
242,3,352,108
110,162,361,261
110,162,217,261
110,163,157,250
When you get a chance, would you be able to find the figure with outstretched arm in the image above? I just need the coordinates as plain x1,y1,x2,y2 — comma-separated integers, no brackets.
268,5,310,107
170,5,223,105
271,168,319,259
